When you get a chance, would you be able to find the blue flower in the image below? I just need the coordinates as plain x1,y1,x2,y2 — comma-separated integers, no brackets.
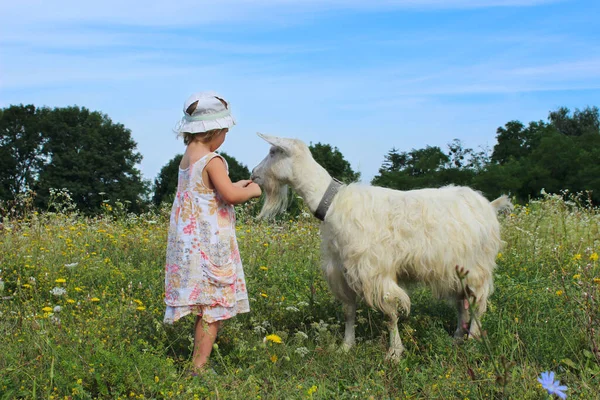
538,371,568,399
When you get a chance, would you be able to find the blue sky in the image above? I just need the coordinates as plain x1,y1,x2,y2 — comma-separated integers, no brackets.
1,0,599,184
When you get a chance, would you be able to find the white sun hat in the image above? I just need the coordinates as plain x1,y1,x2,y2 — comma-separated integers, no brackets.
174,91,236,134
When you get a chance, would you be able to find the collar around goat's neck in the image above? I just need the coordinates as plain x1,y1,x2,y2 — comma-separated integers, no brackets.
314,178,343,221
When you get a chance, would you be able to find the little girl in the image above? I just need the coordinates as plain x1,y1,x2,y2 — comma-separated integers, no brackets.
164,91,261,372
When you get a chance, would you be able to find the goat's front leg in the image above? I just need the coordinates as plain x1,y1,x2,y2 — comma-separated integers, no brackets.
341,298,357,351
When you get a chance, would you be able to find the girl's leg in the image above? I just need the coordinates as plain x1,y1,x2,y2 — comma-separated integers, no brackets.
192,316,221,370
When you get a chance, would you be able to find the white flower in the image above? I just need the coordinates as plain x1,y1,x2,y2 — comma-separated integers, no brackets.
29,276,36,283
253,325,267,334
53,306,62,313
64,262,79,268
295,331,309,340
0,279,4,293
295,347,310,357
50,287,67,297
286,306,300,312
297,301,309,307
146,220,157,225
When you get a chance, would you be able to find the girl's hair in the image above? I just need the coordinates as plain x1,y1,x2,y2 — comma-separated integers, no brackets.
181,100,228,145
182,128,227,145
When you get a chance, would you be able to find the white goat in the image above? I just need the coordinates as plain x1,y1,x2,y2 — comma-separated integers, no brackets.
251,133,511,360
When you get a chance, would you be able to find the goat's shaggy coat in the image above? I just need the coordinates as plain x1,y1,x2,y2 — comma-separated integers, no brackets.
251,133,511,359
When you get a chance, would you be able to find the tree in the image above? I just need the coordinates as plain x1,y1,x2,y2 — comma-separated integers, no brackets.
0,105,45,200
152,152,251,206
153,154,183,207
35,106,148,213
549,106,599,137
309,142,360,183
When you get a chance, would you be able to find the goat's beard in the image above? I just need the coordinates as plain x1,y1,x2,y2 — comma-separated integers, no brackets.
258,178,289,219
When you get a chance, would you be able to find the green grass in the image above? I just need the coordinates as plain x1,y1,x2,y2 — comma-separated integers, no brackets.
1,194,599,399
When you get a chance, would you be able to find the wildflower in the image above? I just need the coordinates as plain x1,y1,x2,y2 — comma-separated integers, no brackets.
555,290,563,296
65,262,78,268
307,385,318,396
590,253,599,262
295,347,309,357
572,274,581,280
67,299,75,304
50,287,67,297
572,254,582,261
136,306,146,311
42,306,53,312
286,306,300,312
594,278,600,284
265,334,283,344
55,278,66,283
90,297,100,302
496,253,503,260
53,306,62,313
22,283,32,289
260,266,268,271
537,371,567,399
74,287,83,292
261,293,268,298
295,331,309,340
270,354,278,363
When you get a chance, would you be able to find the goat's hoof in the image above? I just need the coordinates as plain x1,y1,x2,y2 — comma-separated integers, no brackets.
385,346,404,362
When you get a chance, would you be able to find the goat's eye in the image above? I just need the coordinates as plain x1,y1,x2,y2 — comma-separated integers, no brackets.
269,148,276,155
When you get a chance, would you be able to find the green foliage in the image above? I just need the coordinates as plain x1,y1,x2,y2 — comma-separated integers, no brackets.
153,154,183,207
35,106,148,213
309,142,360,183
0,104,45,199
0,104,148,214
1,193,599,398
374,106,600,205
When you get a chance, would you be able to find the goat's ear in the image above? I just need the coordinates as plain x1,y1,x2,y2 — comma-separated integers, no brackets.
257,132,293,152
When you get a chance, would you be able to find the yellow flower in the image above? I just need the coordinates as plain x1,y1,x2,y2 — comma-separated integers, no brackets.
556,290,563,296
22,283,32,289
496,253,503,260
572,254,582,261
154,376,159,383
136,306,146,311
75,287,83,292
265,334,282,344
133,299,143,305
590,253,599,262
42,306,53,312
55,278,66,283
90,297,100,302
307,385,318,396
270,354,278,363
572,274,581,280
260,266,268,271
261,293,268,298
593,278,600,284
67,299,75,304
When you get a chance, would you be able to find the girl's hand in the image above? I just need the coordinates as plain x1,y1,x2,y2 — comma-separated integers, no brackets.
247,182,262,198
233,180,253,188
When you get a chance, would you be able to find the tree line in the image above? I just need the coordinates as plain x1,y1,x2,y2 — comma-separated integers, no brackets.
373,106,600,203
1,104,598,215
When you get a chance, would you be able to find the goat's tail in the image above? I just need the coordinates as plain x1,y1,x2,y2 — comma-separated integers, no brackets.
490,195,513,213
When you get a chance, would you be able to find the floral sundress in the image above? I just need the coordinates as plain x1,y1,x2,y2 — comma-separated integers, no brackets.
164,152,249,324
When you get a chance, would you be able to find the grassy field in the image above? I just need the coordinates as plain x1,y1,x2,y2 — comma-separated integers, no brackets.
1,193,599,399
